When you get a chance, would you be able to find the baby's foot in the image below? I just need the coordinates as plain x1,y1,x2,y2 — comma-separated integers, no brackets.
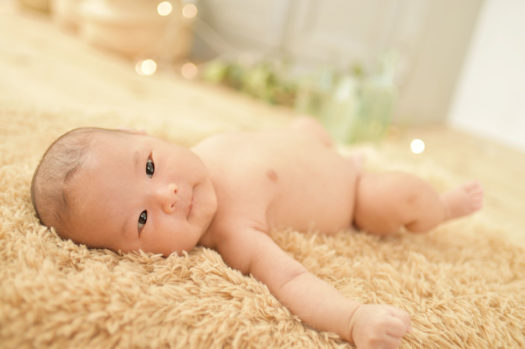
441,181,484,220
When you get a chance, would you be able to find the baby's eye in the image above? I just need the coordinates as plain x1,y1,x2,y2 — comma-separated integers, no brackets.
138,210,148,233
146,153,155,177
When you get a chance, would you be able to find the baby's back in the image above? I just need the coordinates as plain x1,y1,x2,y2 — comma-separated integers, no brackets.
193,129,359,234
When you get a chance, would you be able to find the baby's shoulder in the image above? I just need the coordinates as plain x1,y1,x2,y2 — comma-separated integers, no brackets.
193,132,278,176
193,131,252,151
208,219,269,274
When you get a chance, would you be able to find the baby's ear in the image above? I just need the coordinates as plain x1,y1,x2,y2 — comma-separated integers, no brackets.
118,128,147,135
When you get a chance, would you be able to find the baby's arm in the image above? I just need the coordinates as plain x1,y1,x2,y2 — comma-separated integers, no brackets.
217,228,411,348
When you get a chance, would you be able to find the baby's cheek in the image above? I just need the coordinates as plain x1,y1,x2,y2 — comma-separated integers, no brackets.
175,223,202,253
142,228,179,255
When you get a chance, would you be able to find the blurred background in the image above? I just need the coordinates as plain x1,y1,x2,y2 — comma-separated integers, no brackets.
12,0,525,149
2,0,524,245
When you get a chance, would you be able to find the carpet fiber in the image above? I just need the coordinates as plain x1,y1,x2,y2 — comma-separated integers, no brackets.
1,6,524,348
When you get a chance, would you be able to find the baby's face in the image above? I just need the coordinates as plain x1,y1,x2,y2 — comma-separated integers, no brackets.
66,132,217,256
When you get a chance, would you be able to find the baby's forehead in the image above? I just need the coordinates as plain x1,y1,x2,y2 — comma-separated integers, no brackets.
78,130,160,180
92,130,133,145
67,143,132,219
87,131,142,157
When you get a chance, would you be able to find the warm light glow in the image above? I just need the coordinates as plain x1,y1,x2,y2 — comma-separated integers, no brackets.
182,3,198,19
410,138,425,154
135,59,157,76
180,62,198,79
157,1,173,16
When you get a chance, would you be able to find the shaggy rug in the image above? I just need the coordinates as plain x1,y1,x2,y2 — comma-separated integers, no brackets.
1,6,524,349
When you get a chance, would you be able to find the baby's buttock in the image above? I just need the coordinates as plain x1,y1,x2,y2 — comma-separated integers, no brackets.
266,150,360,234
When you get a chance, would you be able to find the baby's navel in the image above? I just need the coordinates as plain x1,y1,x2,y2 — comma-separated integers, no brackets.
266,169,278,182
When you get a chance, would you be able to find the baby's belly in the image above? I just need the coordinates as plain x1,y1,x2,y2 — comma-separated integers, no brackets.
266,154,359,234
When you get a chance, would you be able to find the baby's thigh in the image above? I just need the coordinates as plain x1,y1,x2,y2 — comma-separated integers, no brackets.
353,172,417,235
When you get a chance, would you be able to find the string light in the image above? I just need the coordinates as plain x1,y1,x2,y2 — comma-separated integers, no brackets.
135,59,157,76
157,1,173,16
410,138,425,154
182,3,198,19
181,62,198,79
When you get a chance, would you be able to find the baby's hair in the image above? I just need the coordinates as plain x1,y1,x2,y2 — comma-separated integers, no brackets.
31,127,126,238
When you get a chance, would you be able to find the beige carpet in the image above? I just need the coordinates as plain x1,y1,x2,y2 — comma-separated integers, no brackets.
1,5,524,348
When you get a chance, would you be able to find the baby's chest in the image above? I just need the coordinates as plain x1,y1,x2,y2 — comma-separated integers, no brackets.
226,145,357,233
211,137,358,234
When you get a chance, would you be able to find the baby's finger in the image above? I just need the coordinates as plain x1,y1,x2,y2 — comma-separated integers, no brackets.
386,316,410,337
388,307,411,325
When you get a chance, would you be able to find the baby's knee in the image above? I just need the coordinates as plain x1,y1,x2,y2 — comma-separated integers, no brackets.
393,173,445,232
387,172,433,206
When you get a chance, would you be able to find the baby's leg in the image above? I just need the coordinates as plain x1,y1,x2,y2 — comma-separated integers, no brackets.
354,172,483,235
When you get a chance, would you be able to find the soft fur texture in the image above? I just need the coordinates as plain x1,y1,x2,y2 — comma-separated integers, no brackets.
1,7,524,348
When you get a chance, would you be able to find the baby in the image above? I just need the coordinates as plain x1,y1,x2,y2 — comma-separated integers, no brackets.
31,117,483,349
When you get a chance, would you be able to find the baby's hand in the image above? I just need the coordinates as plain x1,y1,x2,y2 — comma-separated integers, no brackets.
349,304,411,349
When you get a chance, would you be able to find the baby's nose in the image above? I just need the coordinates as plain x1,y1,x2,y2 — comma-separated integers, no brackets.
156,183,178,213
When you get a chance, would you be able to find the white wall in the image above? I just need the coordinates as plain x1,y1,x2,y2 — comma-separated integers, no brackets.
449,0,525,151
194,0,482,124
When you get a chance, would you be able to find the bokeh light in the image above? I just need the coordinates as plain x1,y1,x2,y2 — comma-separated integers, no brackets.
410,138,425,154
181,62,198,79
157,1,173,16
182,3,198,19
135,59,157,76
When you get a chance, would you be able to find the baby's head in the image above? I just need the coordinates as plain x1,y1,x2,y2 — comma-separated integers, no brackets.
31,127,217,256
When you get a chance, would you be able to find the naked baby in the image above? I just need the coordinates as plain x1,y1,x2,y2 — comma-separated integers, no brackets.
31,118,483,349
